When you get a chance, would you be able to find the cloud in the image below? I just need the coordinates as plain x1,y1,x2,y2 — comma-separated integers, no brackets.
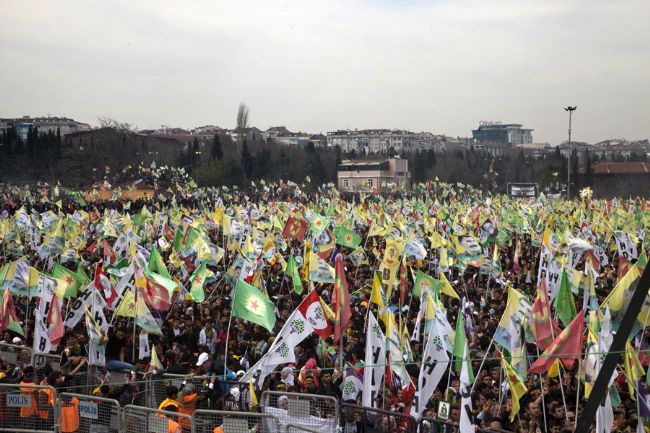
1,0,648,143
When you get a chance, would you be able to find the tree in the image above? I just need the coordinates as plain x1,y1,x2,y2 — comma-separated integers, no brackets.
211,134,223,160
241,140,254,179
97,116,135,132
236,103,250,130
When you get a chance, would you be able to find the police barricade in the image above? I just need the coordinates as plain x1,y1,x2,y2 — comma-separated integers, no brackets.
0,383,57,433
340,403,417,433
210,380,249,411
57,392,120,433
33,353,63,385
286,423,323,433
123,404,194,433
261,391,338,433
193,409,281,433
0,343,32,369
148,374,208,408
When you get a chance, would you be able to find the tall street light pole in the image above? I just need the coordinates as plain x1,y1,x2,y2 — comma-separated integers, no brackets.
564,106,577,199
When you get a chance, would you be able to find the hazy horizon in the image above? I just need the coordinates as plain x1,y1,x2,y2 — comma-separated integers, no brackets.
2,0,649,145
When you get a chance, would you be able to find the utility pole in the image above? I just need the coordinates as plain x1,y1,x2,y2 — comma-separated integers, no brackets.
564,106,577,199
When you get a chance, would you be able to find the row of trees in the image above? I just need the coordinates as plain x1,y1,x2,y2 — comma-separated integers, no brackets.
176,132,337,190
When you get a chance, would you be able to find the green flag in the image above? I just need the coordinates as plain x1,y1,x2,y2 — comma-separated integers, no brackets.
452,311,474,381
52,264,82,299
310,215,330,236
76,264,91,287
553,269,577,327
285,255,303,295
335,227,362,249
149,247,172,280
189,261,207,302
232,279,276,332
452,311,467,374
144,269,178,300
413,270,436,298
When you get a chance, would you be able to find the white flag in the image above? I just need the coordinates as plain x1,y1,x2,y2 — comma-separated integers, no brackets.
411,313,449,420
139,332,151,360
241,299,315,388
459,344,474,433
33,276,56,355
362,312,386,408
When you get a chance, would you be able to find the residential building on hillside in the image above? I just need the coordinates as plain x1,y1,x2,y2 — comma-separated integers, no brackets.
0,116,91,141
326,129,416,154
337,158,410,192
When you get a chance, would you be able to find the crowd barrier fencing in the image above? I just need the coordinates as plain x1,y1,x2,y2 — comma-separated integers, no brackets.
261,390,338,433
56,392,120,433
123,404,194,433
0,383,57,433
193,409,280,433
286,423,324,433
340,402,417,433
0,343,33,369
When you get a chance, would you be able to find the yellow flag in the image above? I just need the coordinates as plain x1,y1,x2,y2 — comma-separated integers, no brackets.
602,265,641,313
370,272,386,309
249,379,258,408
439,273,460,300
151,345,164,370
624,340,645,399
501,355,527,421
379,238,404,291
115,289,136,318
222,214,232,236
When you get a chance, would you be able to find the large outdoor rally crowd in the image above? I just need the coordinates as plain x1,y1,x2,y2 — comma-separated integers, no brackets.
0,168,648,433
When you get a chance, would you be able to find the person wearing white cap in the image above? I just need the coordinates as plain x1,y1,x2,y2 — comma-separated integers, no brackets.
12,337,22,345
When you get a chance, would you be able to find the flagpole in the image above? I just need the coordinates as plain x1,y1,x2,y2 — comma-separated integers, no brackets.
574,357,582,430
536,346,549,433
132,288,138,368
557,363,570,424
469,336,494,395
223,287,236,378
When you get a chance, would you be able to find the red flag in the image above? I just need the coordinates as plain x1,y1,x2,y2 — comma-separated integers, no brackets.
94,263,118,309
47,295,65,346
142,279,171,312
532,280,562,350
298,289,332,340
282,217,308,240
332,255,351,344
529,309,585,374
584,250,600,270
103,239,117,265
618,257,633,282
0,288,19,334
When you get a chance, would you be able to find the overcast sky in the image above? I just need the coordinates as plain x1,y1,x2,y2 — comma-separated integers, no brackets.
2,0,648,144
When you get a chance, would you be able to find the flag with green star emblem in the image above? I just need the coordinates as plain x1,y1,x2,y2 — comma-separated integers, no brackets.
310,214,330,236
232,279,277,332
335,227,362,249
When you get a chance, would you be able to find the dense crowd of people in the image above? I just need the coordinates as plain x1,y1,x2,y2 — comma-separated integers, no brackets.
0,177,648,433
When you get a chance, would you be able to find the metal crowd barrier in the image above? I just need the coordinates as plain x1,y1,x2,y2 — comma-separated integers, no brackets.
261,391,338,433
286,423,323,433
123,404,194,433
56,392,120,433
193,409,280,433
0,343,32,368
0,383,57,433
340,403,417,433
